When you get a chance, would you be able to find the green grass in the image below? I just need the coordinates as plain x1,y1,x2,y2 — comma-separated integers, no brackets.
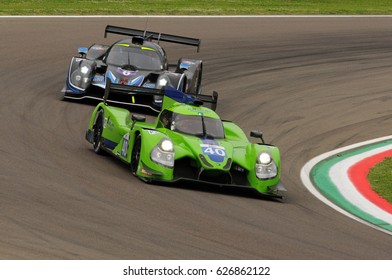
368,157,392,204
1,0,392,15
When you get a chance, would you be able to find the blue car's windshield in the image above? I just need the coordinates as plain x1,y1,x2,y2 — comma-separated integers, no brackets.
106,44,163,71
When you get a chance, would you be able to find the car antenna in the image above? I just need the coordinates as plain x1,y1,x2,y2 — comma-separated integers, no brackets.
143,17,149,38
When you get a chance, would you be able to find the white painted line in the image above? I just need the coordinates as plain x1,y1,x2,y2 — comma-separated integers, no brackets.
2,15,392,19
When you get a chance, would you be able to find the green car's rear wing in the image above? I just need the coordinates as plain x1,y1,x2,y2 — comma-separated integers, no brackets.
104,25,201,52
103,80,218,111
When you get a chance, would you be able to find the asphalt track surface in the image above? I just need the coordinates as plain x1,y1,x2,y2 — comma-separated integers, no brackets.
1,17,392,259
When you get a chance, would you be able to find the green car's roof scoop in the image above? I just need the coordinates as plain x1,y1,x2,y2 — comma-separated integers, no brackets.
162,86,202,105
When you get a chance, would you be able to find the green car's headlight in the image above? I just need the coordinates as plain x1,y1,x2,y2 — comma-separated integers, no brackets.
256,152,277,179
160,139,174,152
258,152,272,165
151,139,174,167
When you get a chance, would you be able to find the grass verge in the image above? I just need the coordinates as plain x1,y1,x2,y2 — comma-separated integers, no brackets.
368,157,392,204
1,0,392,15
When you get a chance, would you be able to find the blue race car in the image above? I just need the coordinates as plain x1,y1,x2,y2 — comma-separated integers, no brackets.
62,25,203,112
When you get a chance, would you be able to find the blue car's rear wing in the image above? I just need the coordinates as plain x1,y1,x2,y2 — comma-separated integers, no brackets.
103,80,217,111
104,25,201,52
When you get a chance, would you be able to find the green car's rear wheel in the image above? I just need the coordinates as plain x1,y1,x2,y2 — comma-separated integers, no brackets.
131,135,141,175
93,110,104,154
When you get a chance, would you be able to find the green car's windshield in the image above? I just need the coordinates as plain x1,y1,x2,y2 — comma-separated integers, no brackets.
106,45,163,71
171,113,225,139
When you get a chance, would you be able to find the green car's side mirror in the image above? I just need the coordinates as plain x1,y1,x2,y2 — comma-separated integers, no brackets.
250,130,265,144
131,114,146,130
132,114,146,122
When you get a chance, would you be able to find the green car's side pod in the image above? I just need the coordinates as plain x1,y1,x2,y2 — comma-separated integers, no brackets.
85,83,286,199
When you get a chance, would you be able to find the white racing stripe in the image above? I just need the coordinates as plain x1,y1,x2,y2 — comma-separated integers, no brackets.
2,15,392,18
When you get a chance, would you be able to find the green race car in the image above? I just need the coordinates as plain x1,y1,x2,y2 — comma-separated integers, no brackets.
85,81,286,199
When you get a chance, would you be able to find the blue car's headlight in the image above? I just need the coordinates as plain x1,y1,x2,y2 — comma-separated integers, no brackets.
81,65,90,74
70,63,92,90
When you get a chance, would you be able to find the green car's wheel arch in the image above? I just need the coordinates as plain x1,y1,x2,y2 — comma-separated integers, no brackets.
131,135,141,175
93,109,104,154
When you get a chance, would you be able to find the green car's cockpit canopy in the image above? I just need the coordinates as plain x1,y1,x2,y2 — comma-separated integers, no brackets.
159,109,225,139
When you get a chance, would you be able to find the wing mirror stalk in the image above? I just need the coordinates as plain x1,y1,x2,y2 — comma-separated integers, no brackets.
250,130,265,144
131,114,146,130
78,47,88,58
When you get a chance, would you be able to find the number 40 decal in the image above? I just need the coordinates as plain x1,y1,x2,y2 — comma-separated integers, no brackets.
200,144,227,162
203,146,226,156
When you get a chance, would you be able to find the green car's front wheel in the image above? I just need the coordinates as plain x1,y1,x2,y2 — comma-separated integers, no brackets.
93,109,104,154
131,135,141,175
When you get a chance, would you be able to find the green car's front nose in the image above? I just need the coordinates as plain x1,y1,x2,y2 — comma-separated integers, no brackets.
197,152,232,170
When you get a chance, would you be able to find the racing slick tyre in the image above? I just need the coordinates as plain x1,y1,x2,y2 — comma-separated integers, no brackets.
93,109,104,155
131,135,141,176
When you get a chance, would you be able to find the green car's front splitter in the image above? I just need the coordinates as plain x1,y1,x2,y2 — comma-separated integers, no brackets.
141,176,286,200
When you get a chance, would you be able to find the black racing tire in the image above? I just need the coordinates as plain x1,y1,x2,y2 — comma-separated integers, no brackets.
130,135,141,175
93,109,104,154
